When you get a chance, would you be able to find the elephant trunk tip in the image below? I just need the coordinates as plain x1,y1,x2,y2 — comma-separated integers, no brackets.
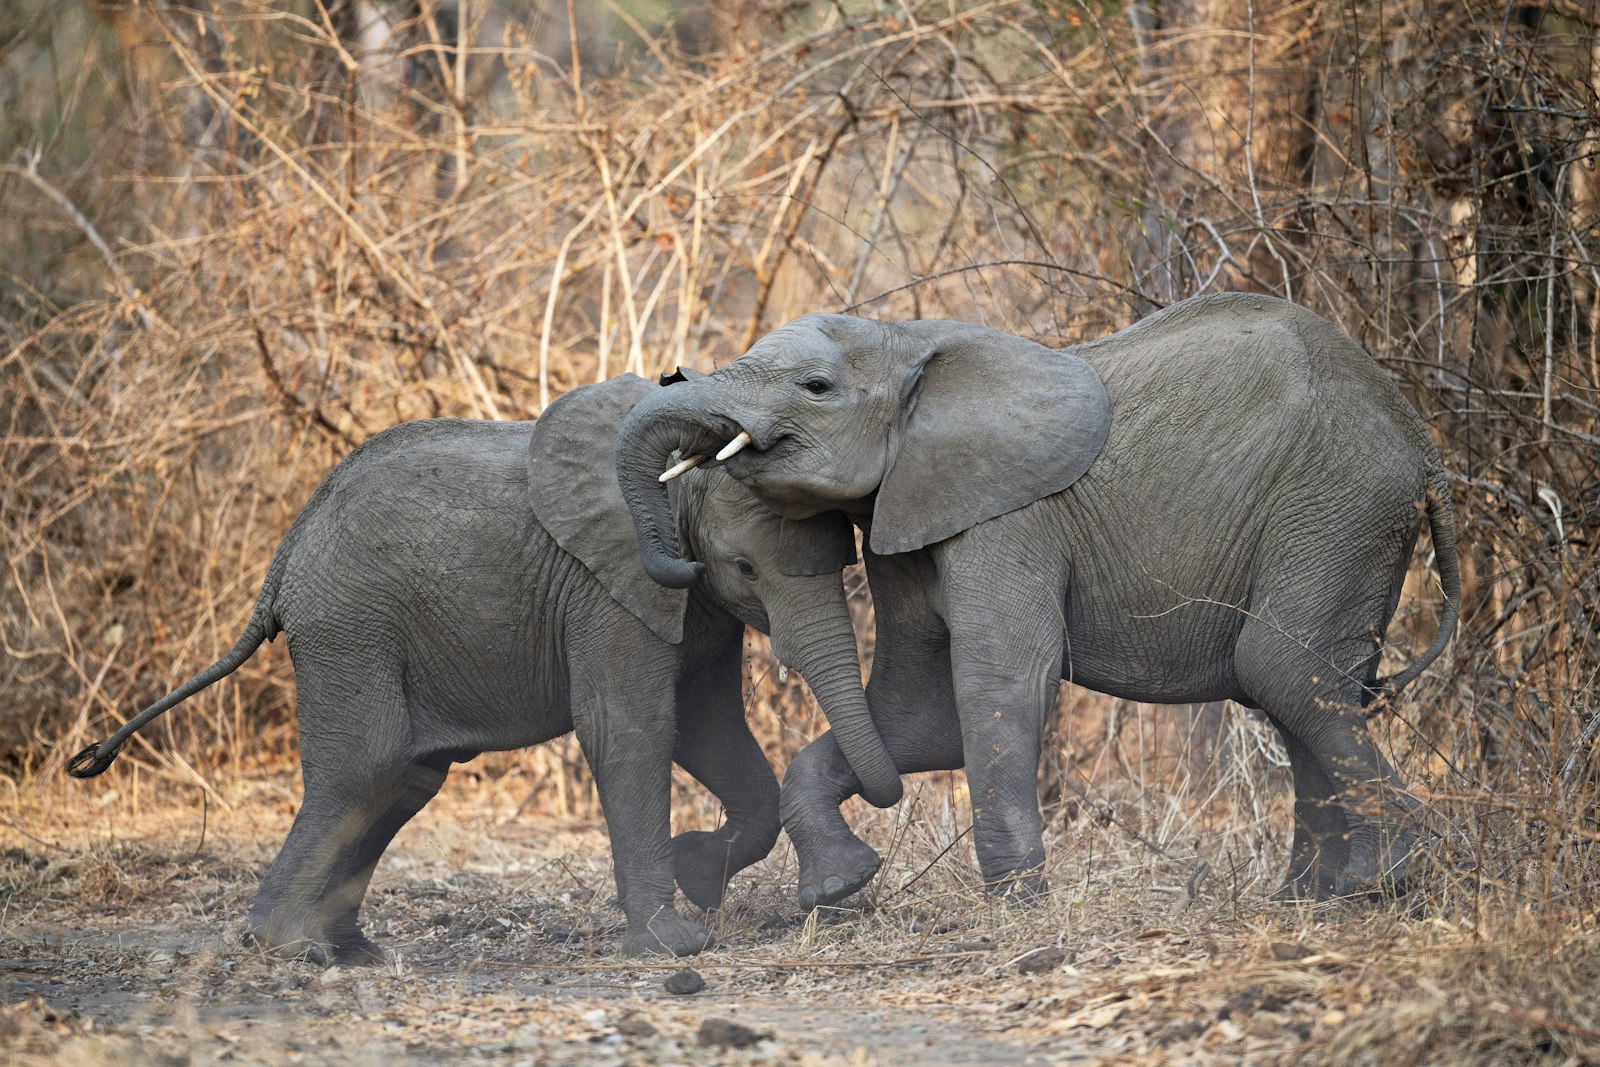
67,740,120,778
861,776,903,810
645,556,706,590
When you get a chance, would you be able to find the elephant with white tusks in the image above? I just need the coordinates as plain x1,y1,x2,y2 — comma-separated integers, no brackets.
68,371,900,964
614,292,1462,910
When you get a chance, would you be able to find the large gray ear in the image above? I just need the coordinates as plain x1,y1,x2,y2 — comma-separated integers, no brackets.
529,374,687,643
870,327,1111,556
778,510,858,576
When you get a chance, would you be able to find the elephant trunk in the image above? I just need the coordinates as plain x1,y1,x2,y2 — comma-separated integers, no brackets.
615,383,732,588
767,575,903,810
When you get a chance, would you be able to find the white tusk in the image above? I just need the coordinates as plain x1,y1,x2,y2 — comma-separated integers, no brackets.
658,454,706,482
715,431,753,461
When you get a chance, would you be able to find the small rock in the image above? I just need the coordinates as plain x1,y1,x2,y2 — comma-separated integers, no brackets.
1016,946,1070,974
1269,941,1313,961
1156,1018,1208,1046
615,1011,658,1038
697,1017,769,1049
664,967,706,995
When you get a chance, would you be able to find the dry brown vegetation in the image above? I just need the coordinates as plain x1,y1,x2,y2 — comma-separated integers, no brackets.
3,0,1600,1063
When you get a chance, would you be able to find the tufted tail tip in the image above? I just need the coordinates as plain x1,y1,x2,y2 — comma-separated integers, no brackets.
67,741,120,778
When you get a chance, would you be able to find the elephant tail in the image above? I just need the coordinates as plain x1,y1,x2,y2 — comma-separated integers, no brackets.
66,551,287,780
1380,476,1462,697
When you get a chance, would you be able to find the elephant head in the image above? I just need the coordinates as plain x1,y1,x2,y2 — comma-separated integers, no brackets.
530,372,902,808
614,314,1112,571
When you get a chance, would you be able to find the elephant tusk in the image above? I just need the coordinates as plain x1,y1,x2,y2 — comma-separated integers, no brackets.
715,430,753,461
658,454,706,482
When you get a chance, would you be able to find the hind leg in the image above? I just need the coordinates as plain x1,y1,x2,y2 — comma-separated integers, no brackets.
248,657,416,962
1235,593,1418,899
1262,715,1349,901
317,756,452,964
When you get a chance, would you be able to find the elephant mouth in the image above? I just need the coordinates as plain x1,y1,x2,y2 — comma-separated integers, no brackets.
659,421,780,483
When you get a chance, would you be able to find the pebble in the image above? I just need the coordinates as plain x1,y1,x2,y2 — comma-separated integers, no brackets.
615,1010,658,1038
663,967,706,995
697,1017,769,1049
1017,946,1070,974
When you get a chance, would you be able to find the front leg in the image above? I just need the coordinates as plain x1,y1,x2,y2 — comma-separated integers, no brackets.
942,546,1067,899
671,622,781,911
569,609,712,957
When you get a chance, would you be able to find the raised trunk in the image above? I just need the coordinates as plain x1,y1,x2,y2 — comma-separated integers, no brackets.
767,575,903,809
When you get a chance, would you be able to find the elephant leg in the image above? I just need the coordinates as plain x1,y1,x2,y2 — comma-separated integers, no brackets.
1260,714,1348,901
248,658,413,964
1235,582,1418,899
942,568,1064,900
671,629,781,912
318,756,452,964
568,621,713,958
781,624,963,911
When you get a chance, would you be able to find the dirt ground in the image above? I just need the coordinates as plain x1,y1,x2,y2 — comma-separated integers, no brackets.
4,766,1597,1067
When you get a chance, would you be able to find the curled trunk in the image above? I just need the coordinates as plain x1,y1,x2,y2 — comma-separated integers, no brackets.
615,383,730,588
615,386,720,588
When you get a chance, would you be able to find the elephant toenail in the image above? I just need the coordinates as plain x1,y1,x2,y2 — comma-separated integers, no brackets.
799,887,817,910
823,876,844,896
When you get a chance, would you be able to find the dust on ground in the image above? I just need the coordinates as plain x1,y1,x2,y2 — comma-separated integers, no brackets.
4,769,1596,1066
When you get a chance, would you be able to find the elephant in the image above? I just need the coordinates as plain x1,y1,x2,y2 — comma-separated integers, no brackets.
613,292,1462,909
68,371,901,964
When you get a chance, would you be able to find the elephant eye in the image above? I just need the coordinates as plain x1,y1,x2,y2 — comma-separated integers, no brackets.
800,377,832,396
735,559,758,579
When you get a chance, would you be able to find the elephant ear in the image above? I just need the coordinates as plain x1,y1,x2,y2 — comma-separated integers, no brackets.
777,509,858,577
529,374,687,643
870,327,1111,556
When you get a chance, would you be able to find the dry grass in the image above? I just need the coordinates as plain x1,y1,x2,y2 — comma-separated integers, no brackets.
3,0,1599,1063
5,772,1600,1065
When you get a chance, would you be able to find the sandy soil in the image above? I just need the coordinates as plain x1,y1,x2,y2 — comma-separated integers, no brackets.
3,768,1590,1066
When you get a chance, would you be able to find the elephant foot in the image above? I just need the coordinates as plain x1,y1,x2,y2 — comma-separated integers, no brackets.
796,835,881,911
244,908,332,965
621,909,715,957
984,869,1048,905
672,830,736,912
330,931,388,967
1332,793,1420,898
1334,828,1417,898
1272,840,1344,903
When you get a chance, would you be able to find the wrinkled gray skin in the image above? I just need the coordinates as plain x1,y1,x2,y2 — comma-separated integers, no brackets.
615,293,1462,909
68,373,890,964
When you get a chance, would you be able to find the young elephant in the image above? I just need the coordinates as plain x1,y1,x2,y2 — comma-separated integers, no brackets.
68,373,896,964
615,293,1462,908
